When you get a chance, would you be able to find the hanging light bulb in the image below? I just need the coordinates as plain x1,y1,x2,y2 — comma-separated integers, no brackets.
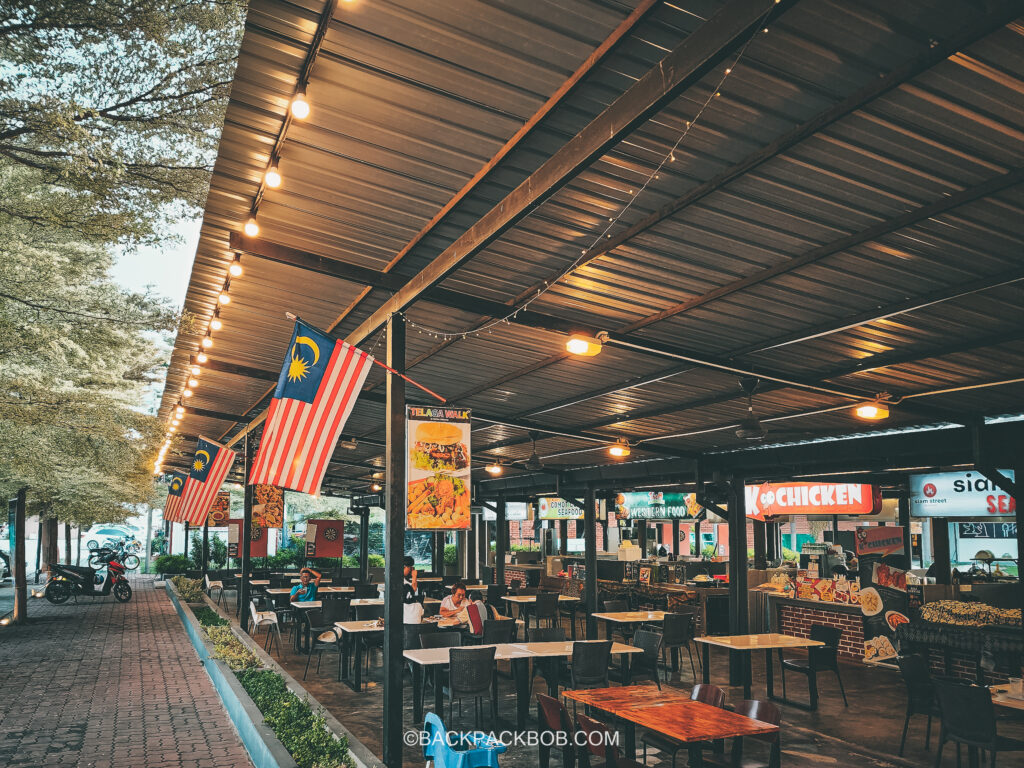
608,438,631,458
210,310,223,331
182,389,193,398
196,351,208,363
190,364,201,376
218,285,231,305
370,482,383,493
201,333,213,349
175,405,184,417
187,377,198,388
485,463,503,475
264,163,281,189
171,419,180,426
228,254,243,277
290,89,310,119
243,217,259,237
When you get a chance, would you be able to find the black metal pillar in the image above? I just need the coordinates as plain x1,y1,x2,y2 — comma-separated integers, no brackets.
358,506,370,583
558,519,568,556
584,484,598,639
382,313,406,768
601,518,609,552
765,521,779,561
240,455,253,625
184,521,190,563
672,519,680,557
12,488,27,623
478,516,488,582
638,522,647,556
898,493,912,566
931,519,951,585
202,523,210,575
432,531,442,576
727,474,749,683
1013,452,1023,622
467,514,477,581
752,519,767,570
495,497,507,587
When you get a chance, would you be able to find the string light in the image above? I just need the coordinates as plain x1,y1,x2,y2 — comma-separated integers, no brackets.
218,281,231,305
485,463,503,475
290,89,310,119
201,333,213,349
182,389,193,398
196,351,208,363
243,217,259,237
264,163,282,189
229,254,243,277
398,3,771,342
210,309,223,331
187,377,198,388
175,405,185,417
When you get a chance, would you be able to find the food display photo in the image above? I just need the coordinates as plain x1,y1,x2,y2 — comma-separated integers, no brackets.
406,406,472,530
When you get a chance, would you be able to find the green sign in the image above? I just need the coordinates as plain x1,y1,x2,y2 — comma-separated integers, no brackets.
615,492,703,520
8,498,15,553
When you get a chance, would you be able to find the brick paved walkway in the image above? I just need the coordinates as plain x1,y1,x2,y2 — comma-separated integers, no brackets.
0,576,252,768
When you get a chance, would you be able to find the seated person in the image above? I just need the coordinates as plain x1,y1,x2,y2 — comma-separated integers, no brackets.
290,568,321,601
439,582,469,618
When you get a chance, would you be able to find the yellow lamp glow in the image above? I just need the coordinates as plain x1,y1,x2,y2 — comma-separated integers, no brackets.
187,378,198,388
290,91,310,119
264,165,281,188
228,256,243,277
608,438,631,458
210,316,223,331
201,335,213,349
196,351,208,363
182,389,193,398
243,217,260,237
854,402,890,420
566,335,603,356
218,290,231,305
370,483,382,492
190,364,201,376
485,463,503,475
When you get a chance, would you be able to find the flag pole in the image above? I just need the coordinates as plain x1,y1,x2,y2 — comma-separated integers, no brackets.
285,312,446,403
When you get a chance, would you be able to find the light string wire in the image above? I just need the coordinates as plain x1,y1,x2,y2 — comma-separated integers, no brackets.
397,5,776,342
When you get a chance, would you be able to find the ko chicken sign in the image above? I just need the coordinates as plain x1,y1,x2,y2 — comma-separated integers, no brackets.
745,482,882,521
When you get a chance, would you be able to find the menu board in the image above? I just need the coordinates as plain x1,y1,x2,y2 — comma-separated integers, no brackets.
615,492,703,520
854,526,905,556
226,518,268,558
859,559,909,662
406,406,471,529
252,485,284,527
795,576,859,604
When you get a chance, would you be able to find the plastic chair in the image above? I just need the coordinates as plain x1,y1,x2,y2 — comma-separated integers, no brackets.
421,712,506,768
536,693,575,768
558,594,585,640
529,627,564,642
628,629,663,689
780,624,847,709
248,599,283,655
302,610,342,681
321,598,351,625
532,592,559,635
642,684,725,767
448,646,498,728
934,678,1024,768
896,654,939,756
660,611,700,680
570,640,612,690
204,574,224,606
576,713,644,768
732,700,782,768
480,618,517,645
421,632,464,711
486,584,507,606
354,583,379,599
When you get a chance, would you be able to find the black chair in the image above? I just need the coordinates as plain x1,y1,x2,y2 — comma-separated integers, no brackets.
480,618,517,645
447,646,498,728
301,609,341,681
420,632,463,708
358,605,385,673
933,678,1024,768
537,693,575,768
509,579,522,593
732,700,782,768
354,584,379,599
486,584,508,605
403,623,438,677
321,598,351,625
779,624,847,709
570,640,612,690
532,592,559,634
660,611,700,680
558,594,585,640
896,654,939,756
627,629,663,689
576,713,645,768
529,627,565,642
642,684,726,768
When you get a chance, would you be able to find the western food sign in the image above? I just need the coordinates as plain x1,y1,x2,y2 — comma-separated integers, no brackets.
745,482,881,521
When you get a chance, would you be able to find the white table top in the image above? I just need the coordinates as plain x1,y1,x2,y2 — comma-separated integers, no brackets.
592,611,666,623
291,578,332,584
336,620,385,634
503,594,579,604
290,600,322,609
248,580,270,586
694,633,825,650
351,598,384,607
265,586,353,595
403,640,641,666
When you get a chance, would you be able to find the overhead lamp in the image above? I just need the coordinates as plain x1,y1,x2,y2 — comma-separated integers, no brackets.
485,462,503,475
196,351,208,363
187,377,198,388
182,389,193,398
218,285,231,305
201,333,213,349
190,364,201,376
608,438,631,458
566,332,606,357
264,163,282,189
290,89,310,119
228,254,243,277
339,438,358,450
210,310,223,331
371,471,384,480
854,401,890,420
370,482,382,492
243,217,260,237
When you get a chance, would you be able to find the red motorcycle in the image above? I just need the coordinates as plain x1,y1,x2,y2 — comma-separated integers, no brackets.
44,554,132,604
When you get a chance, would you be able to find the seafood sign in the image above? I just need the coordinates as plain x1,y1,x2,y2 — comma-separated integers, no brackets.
406,406,472,529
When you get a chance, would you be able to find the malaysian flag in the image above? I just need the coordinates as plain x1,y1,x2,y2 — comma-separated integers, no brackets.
250,320,374,495
163,472,187,523
178,437,237,526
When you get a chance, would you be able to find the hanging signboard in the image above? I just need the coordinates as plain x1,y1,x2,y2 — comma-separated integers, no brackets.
304,519,345,558
206,491,232,526
909,470,1016,518
482,502,529,522
860,560,910,663
406,406,471,529
226,518,268,558
855,526,905,557
614,492,703,520
957,522,1018,539
745,482,881,520
252,485,284,528
537,497,584,520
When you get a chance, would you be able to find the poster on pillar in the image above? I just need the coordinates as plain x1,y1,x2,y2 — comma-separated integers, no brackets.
206,491,232,527
252,484,284,528
858,527,908,663
304,519,344,558
406,405,471,529
226,518,268,558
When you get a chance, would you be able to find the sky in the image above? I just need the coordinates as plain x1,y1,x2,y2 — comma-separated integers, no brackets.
110,217,201,305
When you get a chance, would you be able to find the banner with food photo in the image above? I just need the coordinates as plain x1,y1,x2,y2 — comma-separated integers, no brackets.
304,519,344,558
858,542,910,662
406,405,471,529
206,491,232,527
614,491,703,520
252,484,284,528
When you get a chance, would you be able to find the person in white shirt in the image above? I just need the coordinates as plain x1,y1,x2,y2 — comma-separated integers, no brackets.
439,582,468,618
403,556,424,624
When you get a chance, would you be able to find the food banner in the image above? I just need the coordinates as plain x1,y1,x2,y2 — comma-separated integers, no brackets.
206,491,232,526
859,536,909,662
304,519,344,558
252,485,284,528
795,575,859,604
226,518,268,558
909,470,1015,517
854,526,905,557
406,406,471,529
537,497,584,520
614,491,703,520
745,482,881,520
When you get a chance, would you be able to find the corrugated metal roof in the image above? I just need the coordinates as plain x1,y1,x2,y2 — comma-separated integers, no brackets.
159,0,1024,492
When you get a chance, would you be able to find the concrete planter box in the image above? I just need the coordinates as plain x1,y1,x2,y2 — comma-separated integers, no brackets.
165,580,380,768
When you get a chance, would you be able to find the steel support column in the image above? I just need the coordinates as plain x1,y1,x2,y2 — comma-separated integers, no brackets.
240,450,253,626
467,516,477,581
358,506,370,583
931,519,951,585
727,474,749,683
898,494,912,567
496,497,507,587
1014,452,1023,621
382,314,406,768
584,484,598,639
672,519,680,557
559,519,568,556
752,519,767,570
202,523,210,575
765,521,779,562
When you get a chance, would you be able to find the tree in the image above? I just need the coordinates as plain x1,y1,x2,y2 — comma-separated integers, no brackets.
0,1,245,243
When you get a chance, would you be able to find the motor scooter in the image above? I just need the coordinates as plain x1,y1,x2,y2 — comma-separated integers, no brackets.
43,555,132,604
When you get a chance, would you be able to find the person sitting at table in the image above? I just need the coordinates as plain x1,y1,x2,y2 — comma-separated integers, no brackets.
403,556,424,623
439,582,469,618
290,568,321,601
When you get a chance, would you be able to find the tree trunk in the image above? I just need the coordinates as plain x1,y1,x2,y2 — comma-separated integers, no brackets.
41,516,59,579
64,522,72,565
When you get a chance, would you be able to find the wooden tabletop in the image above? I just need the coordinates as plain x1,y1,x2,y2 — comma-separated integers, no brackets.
695,633,824,650
403,641,639,666
290,600,322,609
351,598,384,606
248,580,270,586
992,687,1024,711
563,684,691,713
506,641,642,658
503,594,579,604
617,701,779,743
336,620,384,633
415,577,444,583
592,611,666,623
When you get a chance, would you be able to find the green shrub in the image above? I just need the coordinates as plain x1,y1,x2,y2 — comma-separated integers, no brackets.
155,554,189,574
443,544,457,566
206,625,261,671
341,555,359,568
237,669,353,768
367,554,385,568
171,575,207,602
193,606,228,627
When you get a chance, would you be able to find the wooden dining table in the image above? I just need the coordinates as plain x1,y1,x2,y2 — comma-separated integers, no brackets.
592,610,666,640
695,633,824,703
563,684,692,755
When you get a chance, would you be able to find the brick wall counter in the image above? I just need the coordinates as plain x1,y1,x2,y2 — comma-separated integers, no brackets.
771,596,864,661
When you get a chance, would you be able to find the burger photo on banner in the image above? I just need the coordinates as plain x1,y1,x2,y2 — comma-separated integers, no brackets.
252,484,284,528
406,406,471,529
304,519,345,558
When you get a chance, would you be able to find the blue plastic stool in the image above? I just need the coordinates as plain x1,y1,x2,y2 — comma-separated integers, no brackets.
422,712,506,768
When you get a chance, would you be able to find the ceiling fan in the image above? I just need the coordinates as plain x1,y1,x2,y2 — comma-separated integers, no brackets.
522,431,545,471
735,378,768,440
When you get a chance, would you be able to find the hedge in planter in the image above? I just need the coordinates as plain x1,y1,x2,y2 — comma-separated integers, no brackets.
171,575,206,602
237,669,354,768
